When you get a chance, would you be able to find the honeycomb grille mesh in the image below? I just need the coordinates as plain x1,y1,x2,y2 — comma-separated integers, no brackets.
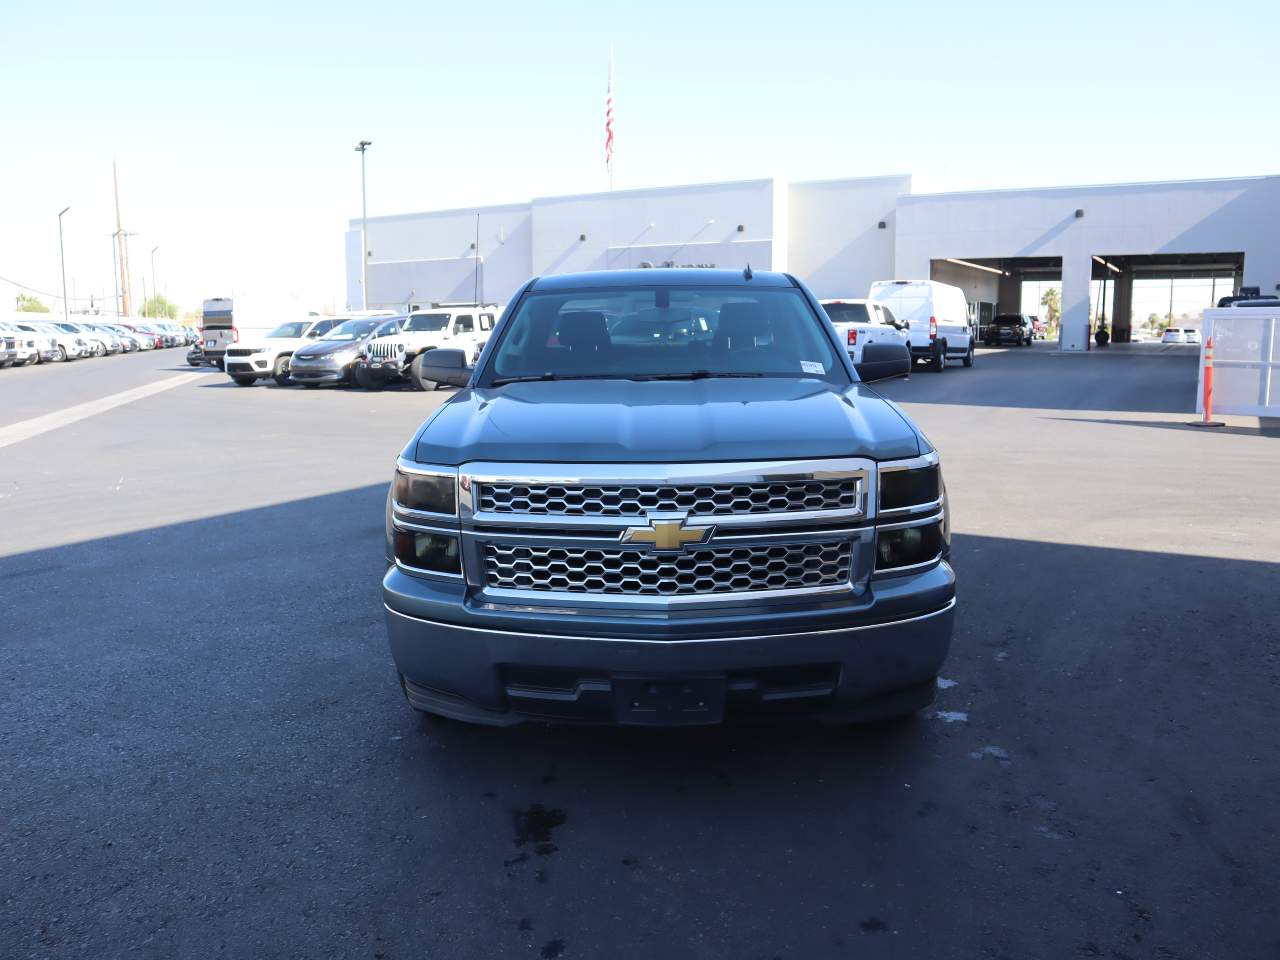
477,479,858,517
483,542,852,596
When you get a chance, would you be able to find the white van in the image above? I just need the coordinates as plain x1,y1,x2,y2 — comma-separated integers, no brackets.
867,280,975,371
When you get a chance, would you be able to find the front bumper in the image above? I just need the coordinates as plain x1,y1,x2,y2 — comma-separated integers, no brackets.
225,355,273,377
288,358,353,383
356,359,403,378
383,562,955,725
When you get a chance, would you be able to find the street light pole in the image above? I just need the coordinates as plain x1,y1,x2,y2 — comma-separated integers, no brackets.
355,140,372,310
151,246,159,313
58,207,71,323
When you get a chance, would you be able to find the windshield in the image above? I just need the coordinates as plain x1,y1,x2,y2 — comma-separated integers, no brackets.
404,313,450,333
321,319,381,341
485,285,848,385
822,303,872,325
267,322,310,339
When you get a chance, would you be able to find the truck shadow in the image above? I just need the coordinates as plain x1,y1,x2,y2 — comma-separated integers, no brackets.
2,485,1275,958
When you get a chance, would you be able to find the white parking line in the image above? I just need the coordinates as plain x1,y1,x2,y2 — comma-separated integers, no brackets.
0,373,199,451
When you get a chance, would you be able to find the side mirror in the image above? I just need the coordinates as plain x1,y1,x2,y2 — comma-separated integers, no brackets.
417,347,472,388
855,343,911,382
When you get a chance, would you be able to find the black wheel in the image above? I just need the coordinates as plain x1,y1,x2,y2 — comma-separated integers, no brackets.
962,341,974,367
27,354,41,366
56,345,68,362
931,340,947,372
354,365,385,391
187,357,202,367
231,375,257,387
409,353,437,392
272,356,293,387
213,359,224,370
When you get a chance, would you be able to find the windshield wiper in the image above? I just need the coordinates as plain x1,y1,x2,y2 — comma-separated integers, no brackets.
489,373,629,386
631,370,767,381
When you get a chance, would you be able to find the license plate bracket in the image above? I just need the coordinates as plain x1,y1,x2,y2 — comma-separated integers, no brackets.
613,676,726,726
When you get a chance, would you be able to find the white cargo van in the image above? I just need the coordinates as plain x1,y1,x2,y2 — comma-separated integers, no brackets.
867,280,974,371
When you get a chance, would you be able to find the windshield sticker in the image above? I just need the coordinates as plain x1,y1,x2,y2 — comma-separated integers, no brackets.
800,361,825,375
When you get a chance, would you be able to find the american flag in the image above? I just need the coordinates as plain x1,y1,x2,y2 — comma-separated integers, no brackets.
604,46,615,172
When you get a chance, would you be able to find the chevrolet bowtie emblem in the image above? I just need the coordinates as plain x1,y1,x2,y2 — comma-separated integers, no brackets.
620,515,715,553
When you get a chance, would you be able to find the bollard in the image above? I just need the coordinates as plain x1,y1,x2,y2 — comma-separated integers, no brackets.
1188,335,1225,428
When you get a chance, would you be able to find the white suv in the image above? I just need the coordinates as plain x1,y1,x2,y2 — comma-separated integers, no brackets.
355,305,498,390
224,316,354,386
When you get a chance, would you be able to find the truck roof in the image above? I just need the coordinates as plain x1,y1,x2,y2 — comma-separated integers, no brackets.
529,268,796,291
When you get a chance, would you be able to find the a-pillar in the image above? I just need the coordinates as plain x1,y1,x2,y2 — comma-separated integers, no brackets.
1059,254,1091,351
1111,271,1133,343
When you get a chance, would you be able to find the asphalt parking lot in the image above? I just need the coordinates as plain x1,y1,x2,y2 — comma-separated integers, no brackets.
2,344,1278,960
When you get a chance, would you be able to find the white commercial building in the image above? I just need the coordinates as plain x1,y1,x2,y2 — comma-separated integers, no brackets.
347,173,1280,352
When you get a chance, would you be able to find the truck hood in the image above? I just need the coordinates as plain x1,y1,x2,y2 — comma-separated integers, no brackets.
414,379,922,465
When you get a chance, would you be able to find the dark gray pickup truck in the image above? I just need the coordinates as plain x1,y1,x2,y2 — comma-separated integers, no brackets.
382,268,954,726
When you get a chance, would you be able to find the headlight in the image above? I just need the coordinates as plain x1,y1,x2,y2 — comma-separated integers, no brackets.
389,461,462,576
876,519,945,572
393,463,457,515
879,459,941,512
393,529,461,575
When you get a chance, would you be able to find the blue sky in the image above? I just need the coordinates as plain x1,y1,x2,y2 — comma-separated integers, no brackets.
2,0,1276,312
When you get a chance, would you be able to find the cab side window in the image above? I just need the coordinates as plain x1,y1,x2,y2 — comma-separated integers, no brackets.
878,306,899,327
453,314,475,335
479,313,494,331
309,319,336,337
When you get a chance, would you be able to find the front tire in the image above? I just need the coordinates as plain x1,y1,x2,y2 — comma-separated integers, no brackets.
962,341,974,367
56,345,68,362
930,340,947,372
272,356,293,387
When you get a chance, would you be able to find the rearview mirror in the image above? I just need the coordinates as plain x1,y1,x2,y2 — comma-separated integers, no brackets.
854,343,911,382
417,348,472,388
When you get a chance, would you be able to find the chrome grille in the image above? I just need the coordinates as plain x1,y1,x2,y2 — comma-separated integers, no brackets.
483,542,852,596
368,340,403,360
478,479,858,518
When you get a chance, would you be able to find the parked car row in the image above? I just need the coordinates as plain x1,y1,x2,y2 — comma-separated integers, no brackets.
0,317,197,369
216,305,498,389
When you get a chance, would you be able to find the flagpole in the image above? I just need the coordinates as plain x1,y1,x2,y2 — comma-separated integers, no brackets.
606,43,614,193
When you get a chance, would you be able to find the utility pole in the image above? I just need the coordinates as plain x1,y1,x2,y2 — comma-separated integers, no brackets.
151,246,159,314
355,140,371,310
114,160,132,316
111,232,122,317
58,206,71,325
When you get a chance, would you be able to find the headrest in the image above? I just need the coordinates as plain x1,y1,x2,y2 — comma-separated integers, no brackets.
714,301,770,349
558,311,610,351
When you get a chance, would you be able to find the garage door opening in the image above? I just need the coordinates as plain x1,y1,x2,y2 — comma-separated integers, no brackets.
1089,253,1243,343
929,256,1063,340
